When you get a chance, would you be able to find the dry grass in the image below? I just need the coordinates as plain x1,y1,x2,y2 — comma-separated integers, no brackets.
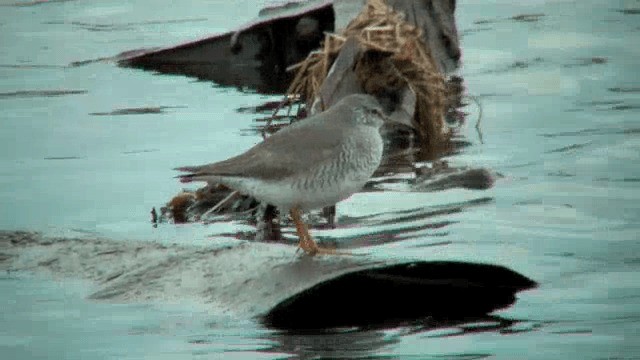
286,0,448,148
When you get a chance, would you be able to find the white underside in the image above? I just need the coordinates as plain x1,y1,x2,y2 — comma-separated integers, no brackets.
219,176,366,212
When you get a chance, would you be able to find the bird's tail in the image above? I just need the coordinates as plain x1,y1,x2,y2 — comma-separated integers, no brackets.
174,166,206,183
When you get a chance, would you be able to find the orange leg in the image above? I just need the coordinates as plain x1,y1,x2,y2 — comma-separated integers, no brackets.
290,207,318,255
289,207,350,256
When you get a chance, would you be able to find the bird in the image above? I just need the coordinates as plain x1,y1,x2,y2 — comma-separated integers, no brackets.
174,93,386,256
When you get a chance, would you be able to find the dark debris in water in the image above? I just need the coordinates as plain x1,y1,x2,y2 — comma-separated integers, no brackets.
539,127,640,138
508,58,544,70
461,27,493,37
545,251,576,258
236,101,286,114
550,329,593,335
2,0,76,7
609,87,640,94
619,177,640,183
43,156,83,160
0,64,65,69
0,252,13,262
564,57,608,68
409,240,453,248
474,19,497,25
510,13,546,22
544,142,592,154
580,100,624,106
463,13,545,38
615,8,640,15
90,106,185,116
595,177,640,183
477,92,512,99
72,21,133,32
470,13,545,27
0,89,87,99
547,170,575,178
607,104,640,111
122,149,159,155
481,57,544,75
68,56,123,68
569,98,640,112
70,17,208,32
132,17,209,26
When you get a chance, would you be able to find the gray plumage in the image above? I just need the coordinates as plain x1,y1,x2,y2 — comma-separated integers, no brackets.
175,93,386,211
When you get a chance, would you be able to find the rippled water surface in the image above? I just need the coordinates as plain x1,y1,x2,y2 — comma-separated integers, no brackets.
1,0,639,359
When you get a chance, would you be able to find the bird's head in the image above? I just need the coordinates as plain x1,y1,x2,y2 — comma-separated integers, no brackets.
333,93,387,128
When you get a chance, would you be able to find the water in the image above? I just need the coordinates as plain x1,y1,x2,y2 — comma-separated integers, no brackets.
1,0,639,358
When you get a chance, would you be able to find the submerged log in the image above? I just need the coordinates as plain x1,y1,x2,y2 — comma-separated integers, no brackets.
1,231,537,330
118,0,335,94
117,0,461,93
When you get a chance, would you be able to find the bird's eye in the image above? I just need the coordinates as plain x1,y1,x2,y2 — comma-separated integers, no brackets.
441,33,452,49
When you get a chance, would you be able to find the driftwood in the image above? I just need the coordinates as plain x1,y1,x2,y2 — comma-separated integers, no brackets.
1,231,537,330
118,0,335,94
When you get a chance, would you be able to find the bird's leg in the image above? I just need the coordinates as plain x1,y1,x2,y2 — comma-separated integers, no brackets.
290,207,319,255
289,207,350,256
322,205,336,229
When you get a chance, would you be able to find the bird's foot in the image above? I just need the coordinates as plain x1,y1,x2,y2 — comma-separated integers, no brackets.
296,239,350,256
290,206,350,256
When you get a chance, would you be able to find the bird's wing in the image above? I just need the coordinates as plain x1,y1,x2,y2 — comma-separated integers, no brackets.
175,112,349,181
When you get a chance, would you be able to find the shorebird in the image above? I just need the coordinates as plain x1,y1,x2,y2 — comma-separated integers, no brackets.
175,93,386,255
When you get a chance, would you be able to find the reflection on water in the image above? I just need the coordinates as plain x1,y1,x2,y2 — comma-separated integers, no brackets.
0,89,88,99
89,105,186,116
260,315,539,359
205,195,493,250
263,328,401,359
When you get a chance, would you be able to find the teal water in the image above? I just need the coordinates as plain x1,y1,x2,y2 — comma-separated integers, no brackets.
1,0,639,358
